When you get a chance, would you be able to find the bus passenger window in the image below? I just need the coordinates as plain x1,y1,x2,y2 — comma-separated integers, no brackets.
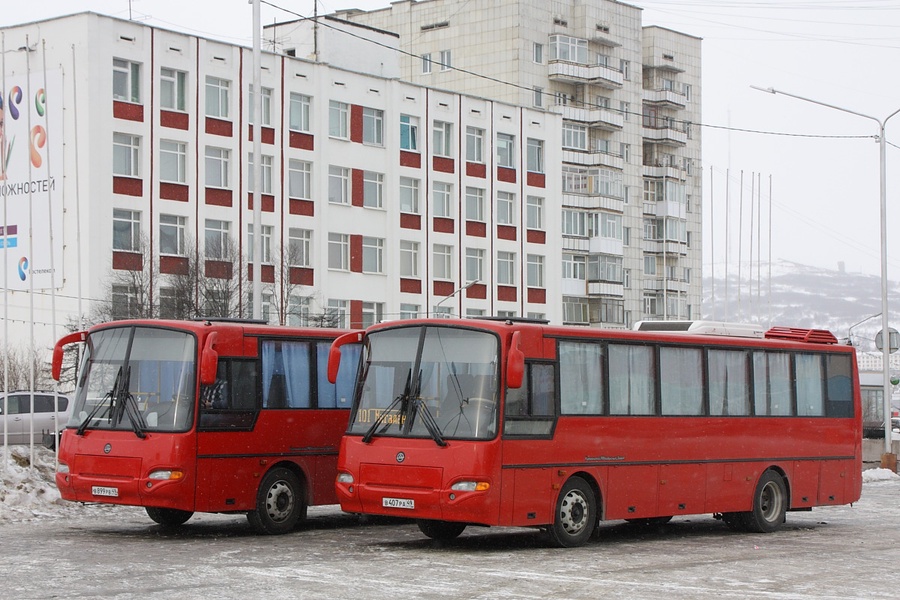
504,362,556,436
753,351,793,416
708,349,750,416
231,361,259,410
796,354,825,417
660,347,703,415
559,341,603,415
608,344,655,415
262,341,312,409
317,342,361,409
825,354,853,418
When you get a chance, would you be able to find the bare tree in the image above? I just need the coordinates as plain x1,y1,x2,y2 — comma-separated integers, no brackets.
92,234,159,322
266,242,318,326
1,344,54,391
199,235,246,319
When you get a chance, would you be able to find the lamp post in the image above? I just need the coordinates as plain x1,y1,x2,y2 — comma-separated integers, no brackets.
435,280,480,315
752,86,900,465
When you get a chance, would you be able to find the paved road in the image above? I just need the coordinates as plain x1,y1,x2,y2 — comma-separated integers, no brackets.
3,478,899,600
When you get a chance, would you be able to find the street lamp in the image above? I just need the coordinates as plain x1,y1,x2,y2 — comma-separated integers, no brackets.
752,86,900,466
435,280,481,315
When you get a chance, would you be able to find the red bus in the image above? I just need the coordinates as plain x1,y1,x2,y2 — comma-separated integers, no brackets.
52,319,361,534
329,318,861,547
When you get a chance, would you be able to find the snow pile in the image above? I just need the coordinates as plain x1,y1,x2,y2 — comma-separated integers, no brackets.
861,467,900,483
0,445,71,522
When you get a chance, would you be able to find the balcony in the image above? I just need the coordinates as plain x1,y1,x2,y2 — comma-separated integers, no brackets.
549,60,624,89
643,164,687,181
643,88,687,109
643,277,689,294
551,104,623,131
643,239,688,256
562,149,624,171
588,281,625,297
589,236,623,256
655,199,687,219
643,125,687,146
563,193,625,213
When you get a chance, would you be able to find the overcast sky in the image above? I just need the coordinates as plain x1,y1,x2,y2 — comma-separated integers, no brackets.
5,0,900,286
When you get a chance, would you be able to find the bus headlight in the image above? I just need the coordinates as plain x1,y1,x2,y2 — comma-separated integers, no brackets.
450,481,490,492
148,469,184,481
337,472,354,484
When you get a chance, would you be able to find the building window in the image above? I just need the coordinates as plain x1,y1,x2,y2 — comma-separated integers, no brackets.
466,127,484,163
421,53,432,74
361,302,385,328
562,253,586,280
363,107,384,146
527,138,544,173
400,240,420,278
249,85,273,126
113,58,141,103
497,133,515,168
288,295,311,327
288,159,312,200
589,254,623,283
205,76,230,118
329,100,349,139
363,171,384,208
563,296,589,324
159,214,186,256
328,166,350,204
433,121,453,157
160,68,186,112
288,228,312,267
113,133,141,177
439,50,452,71
533,42,544,64
562,123,588,150
466,187,485,221
466,248,485,283
400,303,420,319
289,92,311,132
327,299,349,328
433,181,453,218
433,244,453,280
247,224,273,264
248,154,273,194
562,209,587,237
549,35,588,64
526,196,544,230
399,177,420,214
497,251,516,285
497,191,516,225
533,87,543,108
205,147,230,188
159,286,184,319
205,219,231,260
644,255,658,276
111,285,139,320
159,139,186,183
600,212,623,240
328,233,350,270
113,209,141,252
362,237,384,273
527,254,545,288
400,114,419,151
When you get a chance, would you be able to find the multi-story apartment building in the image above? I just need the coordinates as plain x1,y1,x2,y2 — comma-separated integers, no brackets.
1,12,561,350
314,0,702,327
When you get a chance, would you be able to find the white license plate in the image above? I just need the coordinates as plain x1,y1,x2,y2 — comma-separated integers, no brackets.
91,486,119,497
382,497,414,510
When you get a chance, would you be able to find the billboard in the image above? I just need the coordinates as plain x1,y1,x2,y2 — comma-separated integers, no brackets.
1,68,65,291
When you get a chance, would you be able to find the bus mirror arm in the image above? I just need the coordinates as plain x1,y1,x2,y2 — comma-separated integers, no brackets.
52,331,87,381
328,331,363,384
199,332,219,386
507,331,525,389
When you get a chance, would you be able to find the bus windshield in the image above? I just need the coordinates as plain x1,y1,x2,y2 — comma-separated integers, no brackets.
69,326,197,434
349,325,499,442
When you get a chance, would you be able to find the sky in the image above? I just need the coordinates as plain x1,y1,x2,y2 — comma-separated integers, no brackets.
4,0,900,285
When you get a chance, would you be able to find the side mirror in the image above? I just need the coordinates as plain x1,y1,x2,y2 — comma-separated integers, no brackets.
52,331,86,381
328,331,363,384
199,332,219,386
506,331,525,389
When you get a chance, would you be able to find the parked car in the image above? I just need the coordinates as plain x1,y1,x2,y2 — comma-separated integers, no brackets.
0,391,72,449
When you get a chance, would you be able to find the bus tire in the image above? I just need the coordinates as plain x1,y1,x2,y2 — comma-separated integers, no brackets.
145,506,193,527
547,477,596,548
417,519,467,541
247,467,305,535
744,470,787,533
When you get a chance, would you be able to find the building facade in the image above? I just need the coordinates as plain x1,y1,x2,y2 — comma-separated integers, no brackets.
320,0,703,327
1,12,561,351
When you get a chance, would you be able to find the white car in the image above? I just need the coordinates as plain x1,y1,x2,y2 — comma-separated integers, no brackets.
0,391,72,448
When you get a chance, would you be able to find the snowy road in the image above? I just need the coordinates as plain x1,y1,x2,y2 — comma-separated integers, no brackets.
1,467,899,599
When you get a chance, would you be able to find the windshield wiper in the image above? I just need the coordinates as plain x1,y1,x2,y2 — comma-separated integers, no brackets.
412,398,447,447
77,366,121,436
118,367,146,439
362,369,411,444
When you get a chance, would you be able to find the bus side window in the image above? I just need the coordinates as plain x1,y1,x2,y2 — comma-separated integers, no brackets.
796,354,825,417
504,362,556,437
825,354,853,418
317,342,361,409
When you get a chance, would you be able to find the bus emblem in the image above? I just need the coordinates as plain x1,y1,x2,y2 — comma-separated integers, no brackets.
396,452,406,463
104,443,112,454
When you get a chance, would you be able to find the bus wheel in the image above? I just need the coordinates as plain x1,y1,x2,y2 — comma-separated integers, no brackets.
145,507,193,527
548,477,596,548
248,467,305,535
744,470,787,533
417,519,467,541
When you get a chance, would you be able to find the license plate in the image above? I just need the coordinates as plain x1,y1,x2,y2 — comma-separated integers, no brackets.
91,486,119,497
382,497,414,510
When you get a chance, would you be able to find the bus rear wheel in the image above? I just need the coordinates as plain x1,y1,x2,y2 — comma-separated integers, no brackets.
744,470,787,533
547,477,596,548
247,467,306,535
145,506,193,527
417,519,467,541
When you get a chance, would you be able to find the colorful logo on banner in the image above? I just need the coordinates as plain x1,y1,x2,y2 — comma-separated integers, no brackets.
17,256,28,281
